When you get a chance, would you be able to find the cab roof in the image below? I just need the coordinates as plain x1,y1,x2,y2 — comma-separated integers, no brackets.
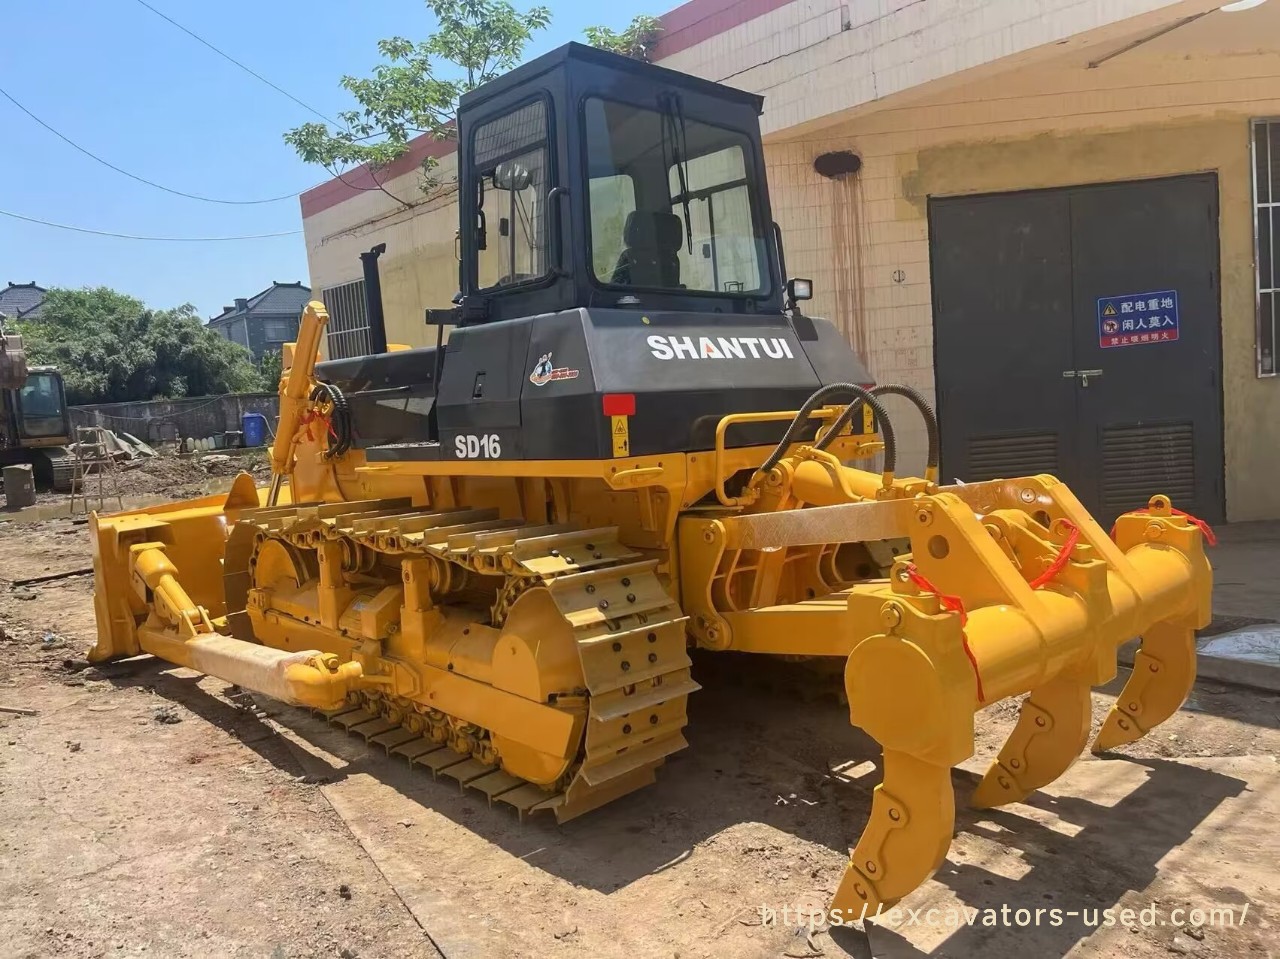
458,42,764,116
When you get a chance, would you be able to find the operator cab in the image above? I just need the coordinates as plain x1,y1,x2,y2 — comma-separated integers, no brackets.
319,43,868,462
454,42,782,323
3,366,69,449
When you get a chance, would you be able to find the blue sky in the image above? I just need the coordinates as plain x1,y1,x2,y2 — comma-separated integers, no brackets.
0,0,657,318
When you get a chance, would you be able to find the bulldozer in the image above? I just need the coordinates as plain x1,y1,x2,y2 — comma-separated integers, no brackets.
87,43,1212,914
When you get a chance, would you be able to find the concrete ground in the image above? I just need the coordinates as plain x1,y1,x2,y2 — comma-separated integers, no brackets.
1136,521,1280,692
1207,521,1280,621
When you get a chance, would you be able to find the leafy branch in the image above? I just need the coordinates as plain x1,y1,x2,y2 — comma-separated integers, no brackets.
284,0,552,198
584,15,664,61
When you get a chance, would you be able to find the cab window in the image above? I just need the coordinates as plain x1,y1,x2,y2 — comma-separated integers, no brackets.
473,100,551,290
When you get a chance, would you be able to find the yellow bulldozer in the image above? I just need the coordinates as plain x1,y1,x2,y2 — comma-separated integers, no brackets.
87,43,1212,914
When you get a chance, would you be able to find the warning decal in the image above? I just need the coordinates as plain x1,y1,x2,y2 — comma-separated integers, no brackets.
1097,290,1179,349
611,415,630,457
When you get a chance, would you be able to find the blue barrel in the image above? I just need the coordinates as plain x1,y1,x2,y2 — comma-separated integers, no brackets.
242,412,268,448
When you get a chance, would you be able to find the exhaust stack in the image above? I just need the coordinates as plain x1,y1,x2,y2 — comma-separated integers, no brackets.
360,243,389,355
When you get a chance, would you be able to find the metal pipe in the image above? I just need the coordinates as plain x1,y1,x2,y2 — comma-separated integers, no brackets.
138,630,363,710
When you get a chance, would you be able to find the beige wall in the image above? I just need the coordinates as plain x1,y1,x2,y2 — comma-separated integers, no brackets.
765,35,1280,517
303,154,461,352
658,0,1223,137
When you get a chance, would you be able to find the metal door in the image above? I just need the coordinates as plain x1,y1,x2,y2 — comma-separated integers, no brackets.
930,191,1077,487
1067,175,1223,522
930,175,1224,523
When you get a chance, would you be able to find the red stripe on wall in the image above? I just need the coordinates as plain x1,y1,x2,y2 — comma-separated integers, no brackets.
299,134,457,219
652,0,795,61
298,0,797,220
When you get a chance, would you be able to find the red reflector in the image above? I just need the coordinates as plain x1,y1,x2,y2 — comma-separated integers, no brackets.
602,393,636,416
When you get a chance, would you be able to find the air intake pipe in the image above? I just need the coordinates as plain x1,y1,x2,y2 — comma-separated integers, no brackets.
360,242,389,355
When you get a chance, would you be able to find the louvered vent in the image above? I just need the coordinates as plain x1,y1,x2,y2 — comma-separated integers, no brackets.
321,279,371,360
966,432,1059,482
1102,422,1196,515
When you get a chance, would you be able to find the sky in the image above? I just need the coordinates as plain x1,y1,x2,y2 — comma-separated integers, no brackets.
0,0,659,319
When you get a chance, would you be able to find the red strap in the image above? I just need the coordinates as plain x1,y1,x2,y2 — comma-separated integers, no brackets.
1108,507,1217,547
904,563,985,703
298,409,336,443
1028,520,1081,590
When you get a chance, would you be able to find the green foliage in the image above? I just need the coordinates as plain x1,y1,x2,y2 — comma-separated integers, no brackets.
584,15,663,61
284,0,552,193
17,287,265,406
259,349,284,391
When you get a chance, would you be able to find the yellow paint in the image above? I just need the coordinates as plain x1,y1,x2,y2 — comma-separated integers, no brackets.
610,415,630,457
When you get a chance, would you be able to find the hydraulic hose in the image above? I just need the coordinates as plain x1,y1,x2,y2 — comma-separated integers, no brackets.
310,382,352,458
758,383,896,479
814,384,939,482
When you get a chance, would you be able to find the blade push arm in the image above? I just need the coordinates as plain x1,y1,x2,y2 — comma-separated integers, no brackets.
269,300,330,505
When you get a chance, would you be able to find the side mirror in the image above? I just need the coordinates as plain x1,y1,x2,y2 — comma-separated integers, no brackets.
492,161,533,192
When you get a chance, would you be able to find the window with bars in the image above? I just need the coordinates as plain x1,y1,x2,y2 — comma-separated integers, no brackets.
321,279,371,360
1254,118,1280,376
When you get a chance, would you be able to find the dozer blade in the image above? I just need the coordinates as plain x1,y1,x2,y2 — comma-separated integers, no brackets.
825,483,1212,914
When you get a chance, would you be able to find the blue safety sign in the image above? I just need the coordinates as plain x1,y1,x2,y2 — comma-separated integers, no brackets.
1097,290,1179,349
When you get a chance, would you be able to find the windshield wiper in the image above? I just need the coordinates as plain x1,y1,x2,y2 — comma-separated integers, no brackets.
660,91,694,255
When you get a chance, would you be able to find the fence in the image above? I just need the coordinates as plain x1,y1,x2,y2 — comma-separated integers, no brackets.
70,393,279,446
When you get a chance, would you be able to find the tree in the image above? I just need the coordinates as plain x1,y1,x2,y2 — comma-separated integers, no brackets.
259,349,284,391
284,0,552,197
17,288,265,405
584,15,663,61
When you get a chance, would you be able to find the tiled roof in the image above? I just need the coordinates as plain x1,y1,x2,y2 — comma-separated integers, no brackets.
0,282,47,319
209,281,311,324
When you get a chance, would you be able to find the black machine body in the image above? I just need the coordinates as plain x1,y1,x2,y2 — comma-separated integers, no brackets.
315,43,872,462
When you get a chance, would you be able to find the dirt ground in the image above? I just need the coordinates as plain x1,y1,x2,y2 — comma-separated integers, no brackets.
0,517,1276,958
11,449,272,508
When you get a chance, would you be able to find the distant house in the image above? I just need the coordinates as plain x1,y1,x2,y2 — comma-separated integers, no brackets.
0,282,47,320
207,281,312,362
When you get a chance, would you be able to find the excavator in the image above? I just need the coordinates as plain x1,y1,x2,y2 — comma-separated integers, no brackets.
87,44,1212,913
0,319,74,490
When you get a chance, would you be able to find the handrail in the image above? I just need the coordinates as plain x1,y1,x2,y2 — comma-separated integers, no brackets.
713,407,865,507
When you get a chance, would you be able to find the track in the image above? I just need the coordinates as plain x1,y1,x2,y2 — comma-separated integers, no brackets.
225,498,700,822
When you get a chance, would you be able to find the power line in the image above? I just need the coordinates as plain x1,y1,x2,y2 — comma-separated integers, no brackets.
0,86,300,205
129,0,340,127
0,208,301,242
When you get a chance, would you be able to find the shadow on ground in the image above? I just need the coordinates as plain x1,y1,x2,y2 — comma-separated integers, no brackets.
93,651,1255,958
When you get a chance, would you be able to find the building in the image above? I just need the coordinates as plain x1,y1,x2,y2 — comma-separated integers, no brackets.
0,282,47,320
300,0,1280,523
207,281,312,361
